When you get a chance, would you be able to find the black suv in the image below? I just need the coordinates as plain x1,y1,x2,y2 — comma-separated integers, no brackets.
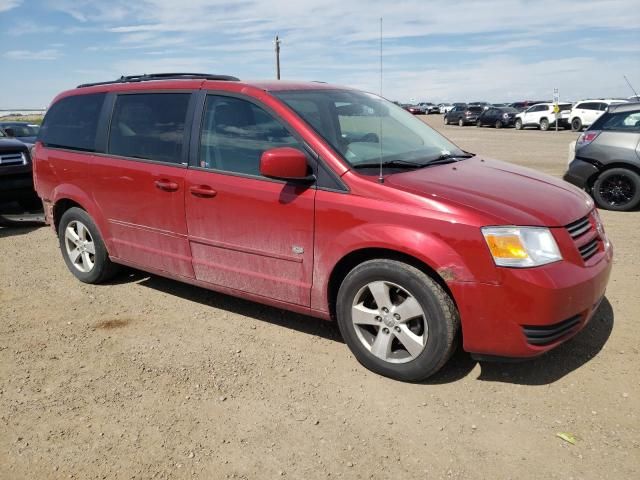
0,129,36,208
444,105,484,126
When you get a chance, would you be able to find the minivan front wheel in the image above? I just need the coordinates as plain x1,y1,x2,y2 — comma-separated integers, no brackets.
592,168,640,211
58,207,119,283
336,259,459,381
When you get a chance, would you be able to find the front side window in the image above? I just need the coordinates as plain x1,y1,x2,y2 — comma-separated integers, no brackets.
108,93,190,164
275,89,464,169
39,93,105,151
199,95,300,176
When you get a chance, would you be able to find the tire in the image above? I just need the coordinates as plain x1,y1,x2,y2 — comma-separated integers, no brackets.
571,117,582,132
458,118,465,127
540,118,549,131
58,207,120,283
444,115,449,125
336,259,459,382
515,119,523,130
592,168,640,211
495,120,503,129
476,120,482,127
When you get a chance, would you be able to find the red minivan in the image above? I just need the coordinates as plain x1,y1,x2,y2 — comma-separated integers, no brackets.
33,73,612,381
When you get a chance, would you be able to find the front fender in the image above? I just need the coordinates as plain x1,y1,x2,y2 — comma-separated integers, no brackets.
311,221,500,313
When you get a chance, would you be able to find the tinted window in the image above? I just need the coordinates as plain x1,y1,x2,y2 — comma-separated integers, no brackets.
199,95,300,175
599,111,640,132
108,93,190,164
39,93,105,151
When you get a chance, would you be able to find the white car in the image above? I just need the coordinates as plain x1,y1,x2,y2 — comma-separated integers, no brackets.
514,103,572,131
569,99,628,131
438,103,454,114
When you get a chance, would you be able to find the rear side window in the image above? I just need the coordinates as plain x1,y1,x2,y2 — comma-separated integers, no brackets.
199,95,300,176
39,93,105,151
597,111,640,132
108,93,191,164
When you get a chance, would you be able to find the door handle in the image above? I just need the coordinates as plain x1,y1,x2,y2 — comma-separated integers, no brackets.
189,185,217,198
154,179,179,192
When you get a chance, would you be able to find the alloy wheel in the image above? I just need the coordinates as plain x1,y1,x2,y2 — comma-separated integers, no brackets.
598,174,636,208
351,281,427,364
64,220,96,273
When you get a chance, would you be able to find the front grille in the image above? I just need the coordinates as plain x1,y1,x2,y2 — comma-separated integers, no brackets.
566,216,591,239
0,151,26,167
523,315,582,346
579,238,599,261
565,214,602,262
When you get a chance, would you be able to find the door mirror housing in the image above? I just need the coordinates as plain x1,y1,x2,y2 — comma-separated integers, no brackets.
260,147,314,182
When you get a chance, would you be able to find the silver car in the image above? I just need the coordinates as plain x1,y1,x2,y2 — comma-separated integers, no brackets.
563,103,640,211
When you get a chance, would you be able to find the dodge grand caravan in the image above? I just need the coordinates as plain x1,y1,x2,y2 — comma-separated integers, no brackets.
33,73,612,381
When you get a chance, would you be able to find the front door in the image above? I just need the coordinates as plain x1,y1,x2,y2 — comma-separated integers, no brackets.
90,92,195,277
185,94,315,306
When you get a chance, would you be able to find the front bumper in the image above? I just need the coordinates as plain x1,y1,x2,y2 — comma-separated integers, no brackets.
450,245,612,358
0,170,35,200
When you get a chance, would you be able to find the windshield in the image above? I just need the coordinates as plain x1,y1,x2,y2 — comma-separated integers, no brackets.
2,124,40,137
499,107,519,113
274,90,464,168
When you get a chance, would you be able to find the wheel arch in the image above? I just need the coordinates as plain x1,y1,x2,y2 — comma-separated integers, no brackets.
326,247,458,321
49,185,113,254
587,161,640,190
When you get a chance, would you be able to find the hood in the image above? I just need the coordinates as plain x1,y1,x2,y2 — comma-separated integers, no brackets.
0,138,29,152
385,157,591,226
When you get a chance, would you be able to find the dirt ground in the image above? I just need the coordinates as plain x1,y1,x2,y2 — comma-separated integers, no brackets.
1,116,638,479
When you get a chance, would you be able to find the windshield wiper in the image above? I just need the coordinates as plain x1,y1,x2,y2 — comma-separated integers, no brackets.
423,152,475,166
351,159,428,169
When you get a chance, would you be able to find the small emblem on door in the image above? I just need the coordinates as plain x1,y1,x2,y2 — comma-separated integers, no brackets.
292,246,304,254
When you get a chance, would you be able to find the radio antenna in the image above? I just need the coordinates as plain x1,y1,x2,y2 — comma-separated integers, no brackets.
378,17,384,184
624,75,638,98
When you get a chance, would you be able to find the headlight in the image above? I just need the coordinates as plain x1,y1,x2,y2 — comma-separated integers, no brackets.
482,226,562,267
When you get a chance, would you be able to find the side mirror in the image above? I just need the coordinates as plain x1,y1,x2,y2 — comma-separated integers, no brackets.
4,127,16,137
260,147,314,182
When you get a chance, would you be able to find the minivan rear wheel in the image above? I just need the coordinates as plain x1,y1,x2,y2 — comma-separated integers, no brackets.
58,207,119,283
336,259,459,381
592,168,640,211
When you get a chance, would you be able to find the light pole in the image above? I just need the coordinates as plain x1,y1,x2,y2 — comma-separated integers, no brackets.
275,35,281,80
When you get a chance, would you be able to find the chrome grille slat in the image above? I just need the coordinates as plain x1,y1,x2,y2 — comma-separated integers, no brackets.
565,215,601,262
0,151,26,167
566,217,591,239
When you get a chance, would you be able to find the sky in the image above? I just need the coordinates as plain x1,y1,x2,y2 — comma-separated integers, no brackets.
1,0,639,108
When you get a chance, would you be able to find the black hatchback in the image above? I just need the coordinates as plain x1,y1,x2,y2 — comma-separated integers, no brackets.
563,103,640,211
476,107,519,128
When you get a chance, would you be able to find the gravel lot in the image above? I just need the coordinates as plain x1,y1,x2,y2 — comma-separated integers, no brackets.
1,116,638,479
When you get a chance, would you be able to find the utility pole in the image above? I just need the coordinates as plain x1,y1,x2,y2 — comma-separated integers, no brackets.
275,35,281,80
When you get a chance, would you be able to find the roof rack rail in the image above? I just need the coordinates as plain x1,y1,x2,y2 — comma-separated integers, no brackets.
77,73,240,88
